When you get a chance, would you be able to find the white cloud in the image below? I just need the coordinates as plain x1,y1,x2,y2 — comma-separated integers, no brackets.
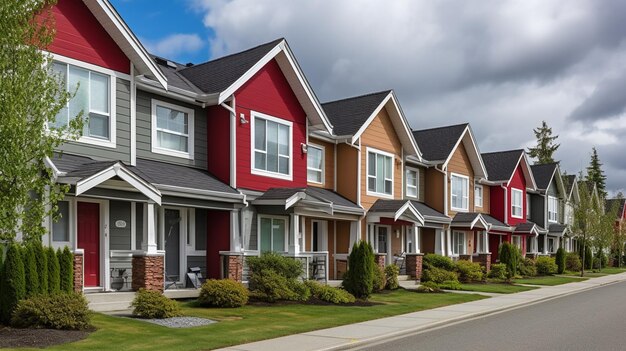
143,33,205,60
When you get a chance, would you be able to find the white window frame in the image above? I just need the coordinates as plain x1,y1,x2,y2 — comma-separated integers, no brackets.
512,235,522,250
257,215,289,253
366,147,395,198
250,111,293,181
186,208,206,256
548,196,558,223
51,53,118,149
50,199,74,248
307,143,324,184
405,167,419,199
474,184,483,208
511,188,523,219
548,237,556,253
526,193,531,218
450,173,469,212
452,231,466,256
151,99,195,159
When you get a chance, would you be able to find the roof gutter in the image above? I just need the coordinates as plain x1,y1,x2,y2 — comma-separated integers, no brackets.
135,75,219,106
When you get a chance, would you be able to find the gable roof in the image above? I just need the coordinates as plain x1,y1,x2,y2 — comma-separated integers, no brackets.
481,149,537,189
252,187,362,214
606,198,626,219
530,163,559,190
563,175,576,195
321,90,421,158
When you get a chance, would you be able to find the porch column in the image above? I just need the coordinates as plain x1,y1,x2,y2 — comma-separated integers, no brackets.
413,224,420,254
484,231,490,253
144,201,157,253
349,221,359,250
289,213,300,254
230,210,241,252
446,229,452,257
435,229,443,255
133,201,164,292
543,235,548,255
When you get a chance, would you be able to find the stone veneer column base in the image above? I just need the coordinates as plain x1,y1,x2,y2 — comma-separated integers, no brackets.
132,254,164,292
73,251,84,293
223,254,243,281
475,253,492,273
405,253,424,281
374,253,386,271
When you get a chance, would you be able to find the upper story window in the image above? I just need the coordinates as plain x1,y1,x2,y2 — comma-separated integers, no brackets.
511,188,523,218
367,148,394,197
251,111,292,180
151,99,194,159
527,194,531,218
406,168,418,198
450,173,469,211
474,184,483,207
548,195,558,222
307,144,324,184
51,61,115,147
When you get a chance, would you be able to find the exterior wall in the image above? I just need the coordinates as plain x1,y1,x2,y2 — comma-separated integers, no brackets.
336,143,358,203
490,185,506,223
475,184,490,215
425,168,445,213
404,163,426,202
421,228,436,254
206,106,231,184
447,142,475,216
307,137,335,190
359,107,404,211
136,90,208,169
58,78,131,163
507,165,527,226
205,210,230,279
234,59,308,192
109,200,131,250
530,194,545,227
49,0,130,74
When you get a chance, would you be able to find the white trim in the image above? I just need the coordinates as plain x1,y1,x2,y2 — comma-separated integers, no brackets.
450,172,470,212
130,64,137,166
365,147,395,199
548,195,558,223
50,52,130,80
250,111,294,181
310,220,328,252
307,143,325,185
442,125,488,179
511,188,523,219
405,167,419,199
474,184,483,208
150,99,195,160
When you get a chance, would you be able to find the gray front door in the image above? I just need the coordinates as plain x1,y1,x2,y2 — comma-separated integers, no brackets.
165,209,181,280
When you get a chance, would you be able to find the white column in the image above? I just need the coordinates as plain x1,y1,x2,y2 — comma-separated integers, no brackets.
413,225,420,254
349,221,359,251
435,229,443,255
483,231,489,253
289,213,300,254
543,235,548,255
144,201,158,254
230,210,241,252
446,229,452,257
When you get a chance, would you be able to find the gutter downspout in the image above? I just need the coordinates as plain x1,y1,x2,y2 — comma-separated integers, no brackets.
501,184,508,225
220,96,237,189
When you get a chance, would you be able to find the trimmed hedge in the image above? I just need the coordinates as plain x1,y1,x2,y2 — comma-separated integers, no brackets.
305,280,356,304
47,246,60,294
423,254,455,271
438,280,462,290
372,265,386,293
422,266,458,284
518,258,537,277
455,260,483,283
131,289,182,319
198,279,248,308
11,293,92,330
536,256,557,275
556,248,566,274
342,241,375,299
59,247,74,293
1,243,26,324
247,252,309,302
24,245,40,297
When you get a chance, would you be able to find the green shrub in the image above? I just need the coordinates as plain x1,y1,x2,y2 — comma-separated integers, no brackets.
249,269,302,302
11,293,92,330
536,256,557,275
33,243,47,294
246,252,302,280
287,279,311,302
584,245,593,270
59,247,74,293
556,248,566,274
384,264,399,290
499,242,520,278
372,265,386,293
247,252,309,302
46,247,60,294
518,258,537,277
417,281,442,293
131,289,182,319
593,251,607,269
455,260,483,283
565,252,581,272
1,243,26,324
24,245,39,297
488,263,507,280
198,279,248,308
422,266,458,284
438,280,462,290
342,241,375,299
423,254,455,271
305,281,356,304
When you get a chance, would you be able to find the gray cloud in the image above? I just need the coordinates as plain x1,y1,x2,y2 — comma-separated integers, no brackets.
569,72,626,121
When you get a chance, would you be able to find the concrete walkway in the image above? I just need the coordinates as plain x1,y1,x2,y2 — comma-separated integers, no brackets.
216,272,626,351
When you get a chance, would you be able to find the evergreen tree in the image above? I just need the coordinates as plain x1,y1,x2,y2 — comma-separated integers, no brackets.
527,121,560,164
59,246,73,293
1,243,25,324
342,241,375,299
24,244,40,296
47,246,60,294
586,147,607,199
33,242,48,293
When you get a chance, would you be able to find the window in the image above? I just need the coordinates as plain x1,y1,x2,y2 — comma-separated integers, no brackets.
259,216,287,252
151,99,194,159
406,168,418,198
526,236,535,253
548,237,555,253
451,174,469,211
452,231,466,255
512,235,522,250
475,231,487,253
474,184,483,207
52,61,112,143
307,144,324,184
526,194,531,218
548,196,558,222
52,201,70,242
511,188,523,218
367,149,393,196
252,112,292,179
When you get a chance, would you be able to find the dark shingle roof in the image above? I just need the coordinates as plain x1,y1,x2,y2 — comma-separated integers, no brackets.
52,153,99,173
482,214,509,228
412,124,468,162
562,174,576,196
321,91,391,136
410,201,449,220
150,55,205,94
451,212,481,224
481,150,524,182
63,161,117,178
530,163,558,190
255,187,361,210
368,199,408,213
177,39,284,94
514,222,537,233
606,198,625,218
548,223,568,236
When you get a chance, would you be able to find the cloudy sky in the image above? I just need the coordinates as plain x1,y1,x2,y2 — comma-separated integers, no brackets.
112,0,626,195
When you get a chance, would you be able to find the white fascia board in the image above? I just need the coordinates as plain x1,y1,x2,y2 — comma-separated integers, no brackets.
74,163,161,204
156,184,245,202
470,214,490,230
395,201,425,225
44,156,65,177
285,192,307,209
442,125,488,179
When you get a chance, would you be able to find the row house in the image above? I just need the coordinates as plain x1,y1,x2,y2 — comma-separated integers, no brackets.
562,174,581,252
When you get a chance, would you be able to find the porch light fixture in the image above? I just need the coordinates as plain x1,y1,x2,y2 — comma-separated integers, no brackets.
301,143,308,154
239,113,249,124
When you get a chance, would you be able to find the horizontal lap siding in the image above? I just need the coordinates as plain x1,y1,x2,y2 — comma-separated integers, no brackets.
307,137,335,189
336,144,358,203
425,167,445,213
447,142,475,216
206,106,231,184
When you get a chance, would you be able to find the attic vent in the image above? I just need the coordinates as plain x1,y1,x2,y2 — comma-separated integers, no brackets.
166,60,177,69
185,62,194,67
154,57,167,65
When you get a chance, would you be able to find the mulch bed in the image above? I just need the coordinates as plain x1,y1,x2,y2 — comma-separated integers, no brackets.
0,326,91,348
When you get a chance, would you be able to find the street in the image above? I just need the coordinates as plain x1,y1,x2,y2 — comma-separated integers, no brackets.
356,281,626,351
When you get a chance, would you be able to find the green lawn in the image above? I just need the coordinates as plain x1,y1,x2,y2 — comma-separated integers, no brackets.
7,290,485,351
459,283,538,294
514,276,588,286
562,267,626,278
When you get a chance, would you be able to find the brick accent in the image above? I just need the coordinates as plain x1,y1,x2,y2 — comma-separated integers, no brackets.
459,254,473,262
225,254,243,281
132,254,164,292
374,253,386,270
475,253,492,273
73,252,83,293
405,253,423,280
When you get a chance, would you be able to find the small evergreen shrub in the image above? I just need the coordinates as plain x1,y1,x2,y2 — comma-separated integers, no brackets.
198,279,248,308
499,242,520,278
556,248,566,274
584,246,593,270
422,266,458,284
438,280,462,290
423,254,455,271
384,264,399,290
11,293,92,330
565,252,581,272
47,247,60,294
246,252,302,280
131,289,182,319
417,281,442,293
59,247,74,293
33,243,48,294
455,260,483,282
305,281,356,304
518,258,537,277
342,241,375,299
488,263,507,280
372,265,386,293
1,243,26,324
24,244,40,297
247,252,309,302
536,256,557,275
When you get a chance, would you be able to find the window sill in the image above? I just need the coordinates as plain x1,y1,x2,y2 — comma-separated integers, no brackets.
251,168,293,181
152,146,194,160
366,190,394,199
78,136,116,149
511,214,523,219
451,207,469,212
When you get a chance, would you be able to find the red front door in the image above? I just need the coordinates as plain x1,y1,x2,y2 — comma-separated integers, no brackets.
78,202,100,287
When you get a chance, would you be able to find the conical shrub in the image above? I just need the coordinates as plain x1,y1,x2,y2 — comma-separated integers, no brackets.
47,246,60,294
33,242,48,294
24,244,40,296
59,246,74,293
1,243,26,324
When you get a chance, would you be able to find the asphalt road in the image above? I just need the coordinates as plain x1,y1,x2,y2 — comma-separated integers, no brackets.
355,281,626,351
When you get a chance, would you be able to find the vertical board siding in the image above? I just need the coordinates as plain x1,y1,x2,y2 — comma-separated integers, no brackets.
307,137,335,190
490,185,506,223
447,142,475,216
425,167,445,213
336,144,358,203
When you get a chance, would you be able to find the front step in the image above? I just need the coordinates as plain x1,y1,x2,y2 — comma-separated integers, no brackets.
85,292,136,312
397,275,411,281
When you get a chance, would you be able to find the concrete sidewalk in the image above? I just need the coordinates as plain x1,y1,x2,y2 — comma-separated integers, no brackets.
217,272,626,351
